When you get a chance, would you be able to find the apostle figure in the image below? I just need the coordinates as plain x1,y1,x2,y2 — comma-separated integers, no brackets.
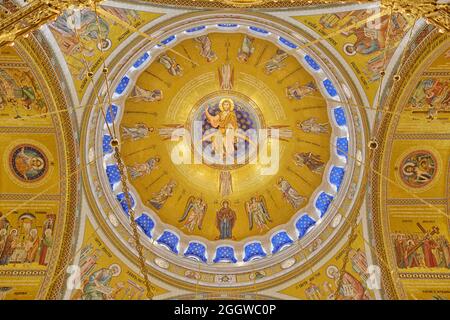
158,54,183,76
179,196,208,232
237,35,255,63
298,117,329,134
121,123,152,141
286,82,317,100
129,85,162,102
216,200,236,240
205,98,238,159
294,152,325,174
82,264,121,300
245,196,271,232
195,35,217,62
148,180,177,210
127,157,159,180
264,49,288,74
327,266,370,300
277,177,305,209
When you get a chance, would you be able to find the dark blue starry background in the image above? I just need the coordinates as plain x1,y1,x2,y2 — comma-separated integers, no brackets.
201,101,258,158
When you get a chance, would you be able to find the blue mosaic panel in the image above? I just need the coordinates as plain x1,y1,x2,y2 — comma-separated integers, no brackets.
158,35,176,46
271,231,294,254
304,55,321,71
184,242,207,263
296,215,316,239
136,213,154,238
217,23,238,28
279,37,297,49
105,105,118,124
323,79,338,97
102,135,112,154
115,76,130,95
133,52,150,69
330,166,345,191
243,242,266,262
157,231,179,254
213,246,237,263
186,26,206,33
116,192,135,215
105,164,121,189
333,107,347,126
315,192,334,217
336,137,349,159
249,26,269,34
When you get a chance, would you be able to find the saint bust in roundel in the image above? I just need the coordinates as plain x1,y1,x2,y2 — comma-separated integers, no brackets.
9,145,48,182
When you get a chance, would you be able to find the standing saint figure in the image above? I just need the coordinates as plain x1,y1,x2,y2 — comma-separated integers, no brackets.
195,35,217,62
277,177,305,209
148,180,177,210
298,118,329,134
205,98,238,158
237,35,255,63
245,196,271,232
127,157,160,180
216,200,236,240
128,85,163,102
121,123,153,141
178,196,208,232
294,152,325,174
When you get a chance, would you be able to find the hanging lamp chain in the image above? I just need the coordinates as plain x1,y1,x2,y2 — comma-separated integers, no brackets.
113,145,155,300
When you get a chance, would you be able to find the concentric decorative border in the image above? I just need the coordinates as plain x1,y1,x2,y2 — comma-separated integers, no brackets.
81,11,368,291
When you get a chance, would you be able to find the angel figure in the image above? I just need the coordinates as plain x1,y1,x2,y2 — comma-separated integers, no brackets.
245,196,271,232
294,152,325,174
148,180,177,210
129,85,163,102
286,82,317,100
178,196,208,232
159,54,183,76
195,35,217,62
297,118,329,134
237,35,255,63
277,177,305,209
127,157,160,180
121,123,153,141
264,49,288,75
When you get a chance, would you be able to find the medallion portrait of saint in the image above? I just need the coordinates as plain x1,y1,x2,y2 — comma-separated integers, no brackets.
9,145,48,182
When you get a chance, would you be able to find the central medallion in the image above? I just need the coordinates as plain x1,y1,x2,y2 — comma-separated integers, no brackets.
188,92,265,170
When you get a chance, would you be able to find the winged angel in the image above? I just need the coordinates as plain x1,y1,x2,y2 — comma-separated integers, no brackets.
246,196,271,232
178,196,208,233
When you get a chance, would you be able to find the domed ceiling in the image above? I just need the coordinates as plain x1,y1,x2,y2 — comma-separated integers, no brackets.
82,13,367,293
0,0,449,301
